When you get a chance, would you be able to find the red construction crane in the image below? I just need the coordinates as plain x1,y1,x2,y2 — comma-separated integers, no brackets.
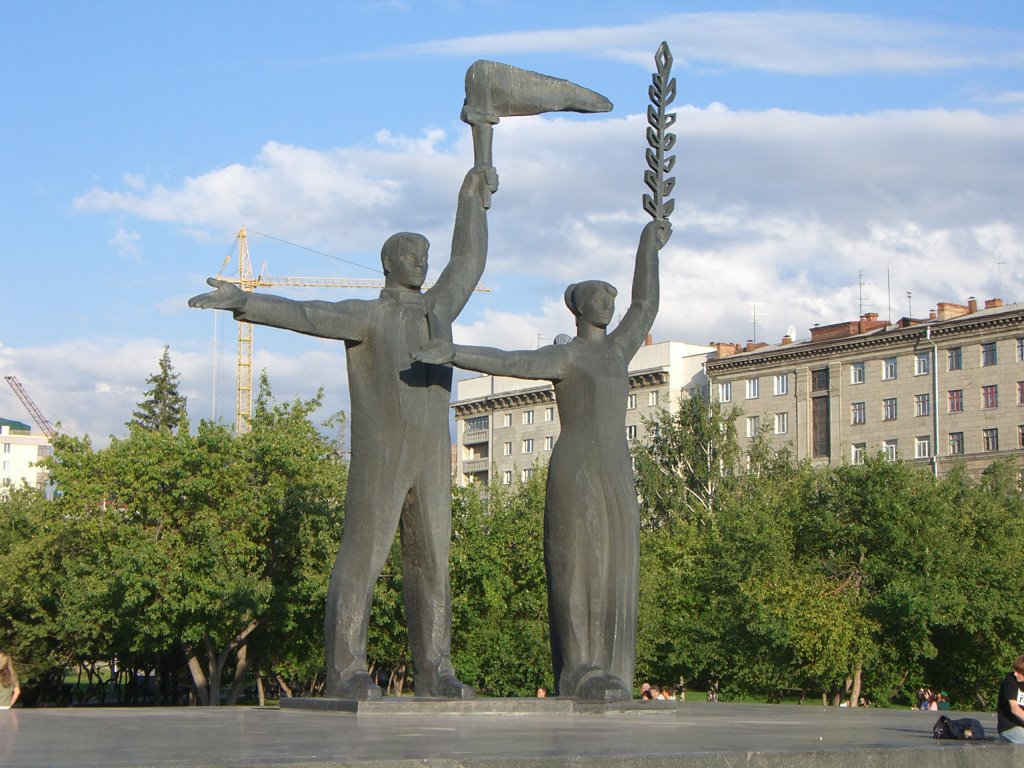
4,376,56,440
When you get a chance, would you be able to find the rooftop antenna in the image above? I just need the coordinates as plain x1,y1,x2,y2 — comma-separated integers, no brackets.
906,291,913,318
748,303,767,343
886,265,892,323
857,269,875,317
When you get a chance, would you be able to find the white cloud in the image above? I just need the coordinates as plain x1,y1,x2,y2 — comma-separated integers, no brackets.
370,11,1015,75
62,99,1024,438
0,336,346,448
109,228,141,260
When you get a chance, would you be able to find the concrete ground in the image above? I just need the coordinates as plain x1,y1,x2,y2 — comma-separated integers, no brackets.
0,700,1018,768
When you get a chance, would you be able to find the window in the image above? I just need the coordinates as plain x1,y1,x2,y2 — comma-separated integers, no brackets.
883,439,898,462
503,441,512,456
1019,425,1024,449
626,425,637,440
746,415,760,438
947,347,963,371
522,410,534,425
850,362,865,385
1018,337,1024,362
719,382,732,403
915,436,931,459
648,391,659,407
883,398,898,421
915,353,930,376
948,432,964,455
851,401,866,425
852,443,866,465
465,415,488,432
522,438,534,454
627,393,637,409
812,397,830,458
746,378,760,399
1018,381,1024,406
982,384,999,409
503,413,512,427
1,443,8,454
882,358,897,380
915,393,930,417
544,435,554,450
544,407,554,422
502,470,512,485
983,428,999,452
521,468,534,482
774,373,788,396
981,342,998,367
811,368,829,392
774,412,788,434
948,390,963,413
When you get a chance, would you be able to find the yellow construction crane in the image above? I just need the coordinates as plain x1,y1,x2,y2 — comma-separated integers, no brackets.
212,228,488,434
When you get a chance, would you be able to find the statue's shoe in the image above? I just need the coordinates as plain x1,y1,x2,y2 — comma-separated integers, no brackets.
575,670,631,701
330,671,382,701
422,673,475,699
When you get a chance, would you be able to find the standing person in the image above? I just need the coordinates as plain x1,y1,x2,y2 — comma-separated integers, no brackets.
415,219,670,699
997,655,1024,743
189,165,496,700
0,653,19,709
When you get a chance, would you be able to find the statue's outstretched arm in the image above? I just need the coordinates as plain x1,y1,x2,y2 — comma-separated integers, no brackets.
189,278,368,342
413,339,565,382
609,220,670,352
427,165,497,322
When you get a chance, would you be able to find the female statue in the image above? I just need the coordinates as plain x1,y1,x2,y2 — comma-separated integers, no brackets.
414,219,670,699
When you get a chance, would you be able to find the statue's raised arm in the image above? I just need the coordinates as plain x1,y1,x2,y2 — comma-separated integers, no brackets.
608,219,670,353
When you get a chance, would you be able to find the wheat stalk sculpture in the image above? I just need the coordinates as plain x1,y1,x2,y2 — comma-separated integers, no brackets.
643,41,677,221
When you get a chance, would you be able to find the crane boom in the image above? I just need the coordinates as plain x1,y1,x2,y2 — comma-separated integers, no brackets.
4,376,56,440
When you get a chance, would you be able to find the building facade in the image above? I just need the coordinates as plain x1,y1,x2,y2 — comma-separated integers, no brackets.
0,418,52,499
451,340,714,487
705,298,1024,477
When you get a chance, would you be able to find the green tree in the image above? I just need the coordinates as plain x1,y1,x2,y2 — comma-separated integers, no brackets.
449,474,550,696
633,395,741,528
127,345,188,432
9,374,346,706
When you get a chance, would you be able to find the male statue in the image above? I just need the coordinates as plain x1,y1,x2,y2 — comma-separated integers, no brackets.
189,164,497,699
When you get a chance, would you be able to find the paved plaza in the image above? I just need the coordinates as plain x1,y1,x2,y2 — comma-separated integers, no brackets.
0,700,1019,768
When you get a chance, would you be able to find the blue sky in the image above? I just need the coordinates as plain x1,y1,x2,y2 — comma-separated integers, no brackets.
2,1,1023,443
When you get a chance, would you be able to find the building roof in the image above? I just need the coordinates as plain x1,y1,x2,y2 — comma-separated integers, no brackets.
0,417,33,432
707,299,1023,371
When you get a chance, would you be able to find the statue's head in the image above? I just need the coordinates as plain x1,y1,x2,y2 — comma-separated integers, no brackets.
381,232,429,290
564,280,618,329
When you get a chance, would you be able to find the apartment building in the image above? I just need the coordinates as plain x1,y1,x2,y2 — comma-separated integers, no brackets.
451,339,714,487
704,298,1024,477
0,418,52,499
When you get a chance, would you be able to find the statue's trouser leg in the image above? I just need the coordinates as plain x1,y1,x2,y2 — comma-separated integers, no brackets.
324,466,407,696
399,465,455,692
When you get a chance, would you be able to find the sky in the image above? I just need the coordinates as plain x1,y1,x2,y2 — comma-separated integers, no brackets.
2,1,1023,445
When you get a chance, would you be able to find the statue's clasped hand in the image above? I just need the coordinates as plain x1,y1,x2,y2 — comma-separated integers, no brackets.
466,165,498,201
412,339,456,365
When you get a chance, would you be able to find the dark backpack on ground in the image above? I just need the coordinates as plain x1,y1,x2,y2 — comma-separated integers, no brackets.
933,715,986,740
